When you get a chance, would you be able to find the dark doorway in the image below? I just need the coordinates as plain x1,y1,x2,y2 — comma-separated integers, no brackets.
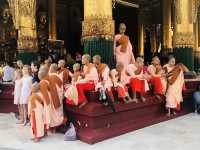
57,0,83,57
113,4,138,57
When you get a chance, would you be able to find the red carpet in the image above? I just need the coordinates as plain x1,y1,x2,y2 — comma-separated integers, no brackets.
66,81,196,144
0,84,17,113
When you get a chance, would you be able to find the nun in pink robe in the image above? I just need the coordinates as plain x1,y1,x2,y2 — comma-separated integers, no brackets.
114,23,135,68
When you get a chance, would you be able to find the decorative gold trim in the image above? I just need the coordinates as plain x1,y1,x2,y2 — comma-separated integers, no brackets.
173,32,194,48
17,36,38,52
82,16,115,40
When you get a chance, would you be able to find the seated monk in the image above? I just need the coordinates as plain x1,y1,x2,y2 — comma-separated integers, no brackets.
110,62,132,103
163,56,189,116
48,64,64,128
38,67,51,130
127,57,149,102
58,59,69,84
65,63,82,106
93,55,114,102
28,83,46,142
76,54,99,108
147,56,167,99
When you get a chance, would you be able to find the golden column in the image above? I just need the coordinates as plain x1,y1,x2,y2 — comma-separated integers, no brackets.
8,0,38,63
138,11,144,56
172,0,197,70
151,25,157,53
163,0,172,50
48,0,57,40
82,0,115,66
194,7,200,70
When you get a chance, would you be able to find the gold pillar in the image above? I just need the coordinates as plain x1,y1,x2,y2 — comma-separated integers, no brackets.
163,0,172,49
138,12,144,56
151,25,157,53
17,0,38,52
173,0,194,48
194,21,199,51
82,0,114,40
48,0,57,40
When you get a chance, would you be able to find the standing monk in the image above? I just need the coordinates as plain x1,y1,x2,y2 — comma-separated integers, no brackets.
127,57,149,102
76,54,99,108
58,59,69,84
114,23,135,69
163,56,189,116
28,83,45,142
49,64,64,128
38,67,51,130
147,56,167,99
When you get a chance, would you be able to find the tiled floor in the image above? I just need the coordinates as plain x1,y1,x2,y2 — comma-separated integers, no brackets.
0,113,199,150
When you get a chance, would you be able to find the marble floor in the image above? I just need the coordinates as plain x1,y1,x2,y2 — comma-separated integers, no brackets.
0,113,199,150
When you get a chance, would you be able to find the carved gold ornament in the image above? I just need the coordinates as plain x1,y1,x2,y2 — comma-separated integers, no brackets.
82,16,115,40
17,36,38,52
173,32,194,48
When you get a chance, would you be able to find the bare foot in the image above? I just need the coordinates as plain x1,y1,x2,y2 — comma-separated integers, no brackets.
79,101,88,109
155,95,161,100
173,111,177,115
141,97,146,102
34,138,40,143
16,120,24,124
122,98,130,104
131,98,138,103
166,112,171,117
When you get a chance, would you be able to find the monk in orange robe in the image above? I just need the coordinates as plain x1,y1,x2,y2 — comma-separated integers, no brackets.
38,67,51,130
110,62,133,103
65,63,81,106
48,64,64,128
127,57,149,102
147,56,167,98
76,54,99,108
58,59,69,84
163,56,189,116
28,83,46,142
93,55,114,102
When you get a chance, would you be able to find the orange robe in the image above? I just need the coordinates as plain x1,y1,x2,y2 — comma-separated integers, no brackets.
39,79,51,129
110,69,130,99
28,93,45,139
48,73,64,127
58,68,69,84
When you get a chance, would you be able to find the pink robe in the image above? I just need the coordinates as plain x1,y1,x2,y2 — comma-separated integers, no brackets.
110,69,130,98
127,64,149,94
164,64,184,109
114,34,135,68
28,93,45,139
147,65,167,95
76,64,99,104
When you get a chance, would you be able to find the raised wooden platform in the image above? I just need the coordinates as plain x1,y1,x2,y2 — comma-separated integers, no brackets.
66,80,198,144
0,81,198,144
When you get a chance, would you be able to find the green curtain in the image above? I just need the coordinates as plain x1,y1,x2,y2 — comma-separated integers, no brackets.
84,38,115,68
18,52,38,64
173,47,194,71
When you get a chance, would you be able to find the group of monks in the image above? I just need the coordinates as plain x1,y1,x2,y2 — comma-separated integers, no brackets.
28,52,189,142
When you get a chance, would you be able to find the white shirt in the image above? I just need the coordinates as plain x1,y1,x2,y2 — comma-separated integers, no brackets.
3,66,14,82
